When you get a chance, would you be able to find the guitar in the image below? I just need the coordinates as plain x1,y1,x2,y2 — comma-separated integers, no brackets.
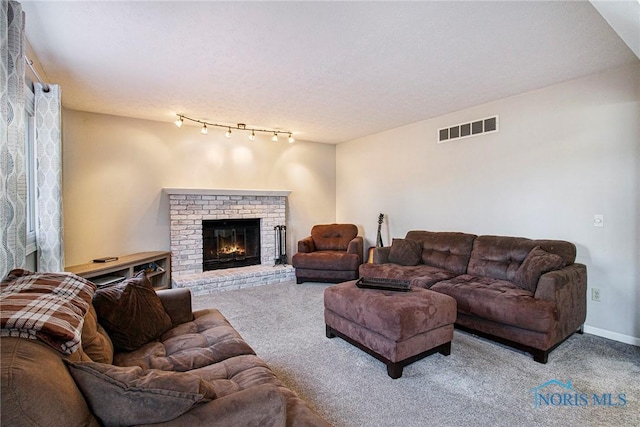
367,213,385,263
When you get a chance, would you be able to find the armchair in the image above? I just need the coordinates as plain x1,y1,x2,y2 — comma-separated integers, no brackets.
292,224,363,284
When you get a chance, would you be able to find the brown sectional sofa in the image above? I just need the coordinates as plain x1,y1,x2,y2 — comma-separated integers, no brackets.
359,230,587,363
1,271,329,427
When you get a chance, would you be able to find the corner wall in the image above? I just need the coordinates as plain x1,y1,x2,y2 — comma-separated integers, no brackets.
62,111,336,267
336,63,640,344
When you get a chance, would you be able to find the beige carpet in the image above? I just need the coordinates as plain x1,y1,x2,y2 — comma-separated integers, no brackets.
193,281,639,427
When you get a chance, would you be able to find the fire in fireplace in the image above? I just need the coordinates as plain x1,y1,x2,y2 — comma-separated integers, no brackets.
202,219,261,271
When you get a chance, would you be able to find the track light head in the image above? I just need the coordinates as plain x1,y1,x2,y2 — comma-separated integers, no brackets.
288,133,295,143
225,127,232,139
201,123,208,135
175,116,183,128
272,132,279,142
249,130,256,141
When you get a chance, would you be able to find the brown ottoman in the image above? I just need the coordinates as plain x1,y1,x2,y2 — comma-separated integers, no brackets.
324,280,457,378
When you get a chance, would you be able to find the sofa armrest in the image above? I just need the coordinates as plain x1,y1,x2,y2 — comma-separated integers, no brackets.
297,236,315,253
141,384,287,427
157,288,194,326
534,263,587,334
372,246,392,264
347,236,364,263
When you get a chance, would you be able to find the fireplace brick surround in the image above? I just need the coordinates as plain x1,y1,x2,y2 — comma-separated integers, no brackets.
165,188,294,295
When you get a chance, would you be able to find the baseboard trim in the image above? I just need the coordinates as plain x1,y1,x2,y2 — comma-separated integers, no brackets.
584,326,640,346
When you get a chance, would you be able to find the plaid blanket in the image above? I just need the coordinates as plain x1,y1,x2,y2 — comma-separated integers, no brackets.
1,269,96,355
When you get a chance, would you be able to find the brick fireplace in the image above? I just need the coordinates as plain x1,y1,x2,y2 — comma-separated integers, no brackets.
165,188,295,294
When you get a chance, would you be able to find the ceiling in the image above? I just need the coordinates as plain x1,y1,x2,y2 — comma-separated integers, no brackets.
21,1,639,144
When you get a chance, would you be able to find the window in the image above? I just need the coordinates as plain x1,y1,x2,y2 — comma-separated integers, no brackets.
25,84,36,255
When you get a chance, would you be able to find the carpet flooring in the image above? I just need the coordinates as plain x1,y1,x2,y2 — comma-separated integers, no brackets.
192,281,639,427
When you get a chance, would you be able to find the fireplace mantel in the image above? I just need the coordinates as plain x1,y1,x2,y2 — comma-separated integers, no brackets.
164,188,291,197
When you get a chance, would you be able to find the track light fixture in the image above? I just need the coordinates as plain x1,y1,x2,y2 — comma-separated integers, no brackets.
175,114,294,142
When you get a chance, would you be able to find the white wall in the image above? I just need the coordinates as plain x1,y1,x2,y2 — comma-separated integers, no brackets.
62,111,336,267
336,63,640,344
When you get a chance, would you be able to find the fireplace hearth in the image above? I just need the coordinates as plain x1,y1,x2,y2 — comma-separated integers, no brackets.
203,219,260,271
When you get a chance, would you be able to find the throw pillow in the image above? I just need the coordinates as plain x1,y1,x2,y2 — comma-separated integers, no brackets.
93,271,172,352
388,238,422,266
66,361,216,427
81,305,114,364
514,246,566,293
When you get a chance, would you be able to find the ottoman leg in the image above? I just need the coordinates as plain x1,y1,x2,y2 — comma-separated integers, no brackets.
439,342,451,356
326,325,336,338
387,363,403,379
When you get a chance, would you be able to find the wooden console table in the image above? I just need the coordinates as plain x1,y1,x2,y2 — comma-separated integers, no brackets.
65,251,171,290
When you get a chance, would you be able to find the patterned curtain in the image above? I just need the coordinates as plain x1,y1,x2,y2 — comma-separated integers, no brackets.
0,0,26,278
35,83,64,271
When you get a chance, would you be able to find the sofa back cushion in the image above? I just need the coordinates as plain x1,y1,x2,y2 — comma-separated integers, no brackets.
81,306,114,364
311,224,358,251
405,231,477,274
468,235,576,281
0,337,100,427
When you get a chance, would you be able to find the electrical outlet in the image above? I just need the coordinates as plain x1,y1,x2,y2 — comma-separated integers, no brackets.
594,214,604,227
591,288,601,302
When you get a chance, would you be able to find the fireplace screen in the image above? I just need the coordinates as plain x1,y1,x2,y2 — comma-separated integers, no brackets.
203,219,261,270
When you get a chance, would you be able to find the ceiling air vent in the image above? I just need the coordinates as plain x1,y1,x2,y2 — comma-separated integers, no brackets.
438,115,499,143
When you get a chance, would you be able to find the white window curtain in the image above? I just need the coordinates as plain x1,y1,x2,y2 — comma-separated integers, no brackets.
0,0,26,278
35,82,63,272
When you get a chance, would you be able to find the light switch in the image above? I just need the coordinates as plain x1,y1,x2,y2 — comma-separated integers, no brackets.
594,214,604,227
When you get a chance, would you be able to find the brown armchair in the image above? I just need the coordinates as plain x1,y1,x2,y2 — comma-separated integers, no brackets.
292,224,363,284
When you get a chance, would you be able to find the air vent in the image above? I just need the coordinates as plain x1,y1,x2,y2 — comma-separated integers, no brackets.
438,115,499,143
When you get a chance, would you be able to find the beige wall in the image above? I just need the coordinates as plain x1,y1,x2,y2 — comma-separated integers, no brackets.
336,63,640,344
62,112,336,267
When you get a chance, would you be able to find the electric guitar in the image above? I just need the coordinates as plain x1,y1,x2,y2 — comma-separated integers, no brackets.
367,213,384,263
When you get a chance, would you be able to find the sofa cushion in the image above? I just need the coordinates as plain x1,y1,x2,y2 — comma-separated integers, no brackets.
388,238,422,266
93,271,172,352
513,246,566,293
467,235,576,281
113,308,256,371
359,263,458,289
311,224,358,251
66,361,216,427
292,251,361,271
405,231,476,274
81,306,114,364
431,275,557,333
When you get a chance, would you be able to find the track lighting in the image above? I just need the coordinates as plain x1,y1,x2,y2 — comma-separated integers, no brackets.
175,114,293,143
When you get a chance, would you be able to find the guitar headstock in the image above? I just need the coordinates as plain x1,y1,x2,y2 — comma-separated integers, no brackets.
378,213,384,224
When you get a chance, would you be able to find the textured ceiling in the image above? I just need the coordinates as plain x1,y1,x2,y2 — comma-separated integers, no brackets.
21,1,638,144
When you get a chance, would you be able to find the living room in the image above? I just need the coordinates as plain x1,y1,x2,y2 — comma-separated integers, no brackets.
2,1,639,426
